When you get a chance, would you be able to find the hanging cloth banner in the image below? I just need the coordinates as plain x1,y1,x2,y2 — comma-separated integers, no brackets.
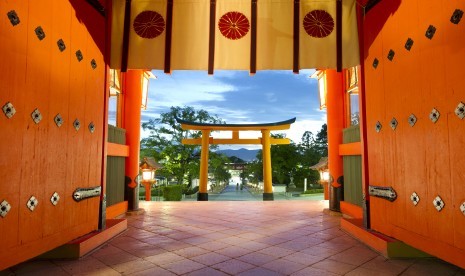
214,0,252,70
256,0,294,70
300,0,337,69
110,0,359,71
171,0,209,70
110,0,167,69
129,0,167,69
299,0,359,69
110,0,126,69
341,0,359,68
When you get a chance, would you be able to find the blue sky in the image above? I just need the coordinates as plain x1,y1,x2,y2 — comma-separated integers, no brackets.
140,69,327,149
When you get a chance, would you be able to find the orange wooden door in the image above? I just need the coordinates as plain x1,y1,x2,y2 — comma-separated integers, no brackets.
364,0,465,268
0,0,105,269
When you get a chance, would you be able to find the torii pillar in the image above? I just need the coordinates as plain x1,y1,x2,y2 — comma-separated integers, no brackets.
198,130,210,201
261,130,274,200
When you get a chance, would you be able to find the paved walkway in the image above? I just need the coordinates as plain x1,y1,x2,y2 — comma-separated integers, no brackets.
209,185,260,201
3,201,465,275
185,184,324,202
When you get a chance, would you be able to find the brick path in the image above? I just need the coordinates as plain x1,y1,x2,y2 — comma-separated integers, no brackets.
3,201,465,275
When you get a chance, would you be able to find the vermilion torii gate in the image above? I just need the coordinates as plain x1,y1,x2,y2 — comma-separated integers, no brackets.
176,118,296,201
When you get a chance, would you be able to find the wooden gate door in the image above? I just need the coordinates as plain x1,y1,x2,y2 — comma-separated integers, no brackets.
364,0,465,268
0,0,106,269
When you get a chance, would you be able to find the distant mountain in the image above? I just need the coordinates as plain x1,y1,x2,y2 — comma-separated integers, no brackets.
216,148,259,162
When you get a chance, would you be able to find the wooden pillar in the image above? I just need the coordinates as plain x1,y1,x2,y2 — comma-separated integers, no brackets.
326,69,344,211
198,130,210,201
142,183,151,201
123,70,143,210
262,129,274,201
356,4,371,229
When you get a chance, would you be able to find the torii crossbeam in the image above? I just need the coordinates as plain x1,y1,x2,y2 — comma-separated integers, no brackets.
177,117,296,201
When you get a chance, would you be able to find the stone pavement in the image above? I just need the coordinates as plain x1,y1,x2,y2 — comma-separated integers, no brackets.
3,201,465,275
185,184,324,202
208,184,260,201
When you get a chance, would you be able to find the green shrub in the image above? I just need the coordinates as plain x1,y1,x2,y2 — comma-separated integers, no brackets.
163,185,183,201
139,186,163,197
302,189,324,194
151,187,163,196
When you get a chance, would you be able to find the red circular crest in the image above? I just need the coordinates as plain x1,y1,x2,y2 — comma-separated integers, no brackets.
303,10,334,38
218,11,250,40
133,11,165,39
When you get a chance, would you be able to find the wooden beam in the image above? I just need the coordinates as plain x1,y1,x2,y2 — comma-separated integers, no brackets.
336,0,342,72
86,0,106,16
176,117,296,131
107,143,129,157
208,0,216,75
121,0,132,72
182,138,290,145
293,0,300,73
180,124,293,131
339,142,362,156
164,0,173,74
250,0,257,74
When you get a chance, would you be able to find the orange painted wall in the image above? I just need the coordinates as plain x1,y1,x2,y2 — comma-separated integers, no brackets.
0,1,106,270
364,0,465,269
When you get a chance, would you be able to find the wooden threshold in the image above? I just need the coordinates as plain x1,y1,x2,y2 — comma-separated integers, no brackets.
341,218,431,258
340,201,363,219
107,201,128,219
38,219,127,259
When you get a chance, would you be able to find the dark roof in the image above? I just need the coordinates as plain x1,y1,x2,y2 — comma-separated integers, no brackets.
175,117,296,128
309,157,328,170
140,157,162,170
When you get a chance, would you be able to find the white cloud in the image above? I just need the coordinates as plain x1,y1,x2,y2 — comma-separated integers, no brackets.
196,106,250,121
147,72,238,109
285,117,327,143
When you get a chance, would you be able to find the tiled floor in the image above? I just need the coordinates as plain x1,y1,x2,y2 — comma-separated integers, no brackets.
3,200,465,275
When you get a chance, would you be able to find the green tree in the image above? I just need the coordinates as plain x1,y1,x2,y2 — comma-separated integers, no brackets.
141,106,223,185
244,157,263,184
314,124,328,156
241,126,326,189
300,130,315,150
269,134,300,185
244,134,300,186
209,152,231,184
239,170,248,184
298,131,321,187
228,155,245,163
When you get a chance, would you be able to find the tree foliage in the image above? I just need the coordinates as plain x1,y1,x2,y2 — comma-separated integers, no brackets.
228,156,245,163
209,152,232,184
141,106,223,185
314,124,328,156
